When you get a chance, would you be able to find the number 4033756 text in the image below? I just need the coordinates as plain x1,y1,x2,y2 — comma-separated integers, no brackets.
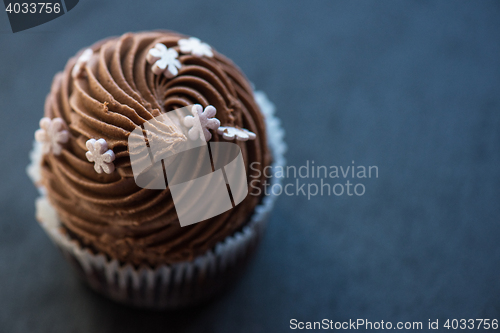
5,2,61,14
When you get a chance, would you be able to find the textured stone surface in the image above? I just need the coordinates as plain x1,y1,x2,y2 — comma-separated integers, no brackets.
0,0,499,332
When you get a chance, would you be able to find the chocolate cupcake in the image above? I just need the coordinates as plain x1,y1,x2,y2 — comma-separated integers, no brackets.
28,31,286,309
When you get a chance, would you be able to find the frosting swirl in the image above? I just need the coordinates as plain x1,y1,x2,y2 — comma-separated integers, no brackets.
40,31,270,266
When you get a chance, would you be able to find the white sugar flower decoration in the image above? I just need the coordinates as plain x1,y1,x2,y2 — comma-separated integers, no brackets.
85,138,115,174
183,105,221,141
35,117,69,155
72,48,93,78
178,37,213,57
217,126,256,141
146,43,182,78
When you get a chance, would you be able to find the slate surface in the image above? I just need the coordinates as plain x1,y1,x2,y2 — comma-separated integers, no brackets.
0,1,499,332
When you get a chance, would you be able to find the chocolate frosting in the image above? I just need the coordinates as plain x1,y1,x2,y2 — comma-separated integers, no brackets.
40,31,270,266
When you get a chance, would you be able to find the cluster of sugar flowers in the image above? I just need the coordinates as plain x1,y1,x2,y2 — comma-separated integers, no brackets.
34,36,258,176
146,36,213,79
145,36,257,143
34,116,116,174
182,104,257,142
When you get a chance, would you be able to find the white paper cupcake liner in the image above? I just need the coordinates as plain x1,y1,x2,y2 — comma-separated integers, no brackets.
29,90,286,309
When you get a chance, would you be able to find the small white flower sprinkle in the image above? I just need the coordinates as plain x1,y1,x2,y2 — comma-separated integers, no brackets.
217,126,256,141
146,43,182,78
35,117,69,155
178,37,213,57
85,138,116,174
183,104,221,141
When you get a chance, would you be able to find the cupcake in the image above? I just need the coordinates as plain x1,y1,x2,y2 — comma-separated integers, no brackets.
28,31,286,309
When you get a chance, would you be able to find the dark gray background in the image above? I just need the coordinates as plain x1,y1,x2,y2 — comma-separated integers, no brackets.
1,0,499,332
